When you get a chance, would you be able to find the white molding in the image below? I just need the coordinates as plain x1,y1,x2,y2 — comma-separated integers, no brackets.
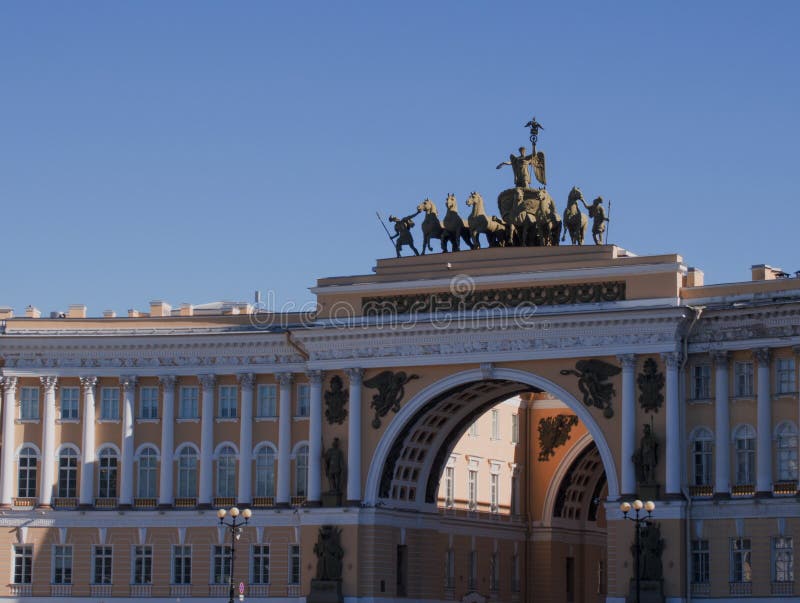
310,262,686,295
364,367,620,507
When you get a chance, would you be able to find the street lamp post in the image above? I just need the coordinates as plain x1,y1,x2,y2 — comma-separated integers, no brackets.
620,499,655,603
217,506,252,603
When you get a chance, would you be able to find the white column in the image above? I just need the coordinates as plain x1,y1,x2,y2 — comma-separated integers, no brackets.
346,368,363,504
755,348,773,494
237,373,255,505
307,370,324,505
1,377,18,507
158,375,176,507
276,373,293,506
618,354,637,496
79,377,97,506
199,374,216,505
713,352,730,495
40,376,58,508
119,376,137,506
662,352,682,495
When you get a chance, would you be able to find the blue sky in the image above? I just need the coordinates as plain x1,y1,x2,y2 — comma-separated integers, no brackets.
2,2,799,315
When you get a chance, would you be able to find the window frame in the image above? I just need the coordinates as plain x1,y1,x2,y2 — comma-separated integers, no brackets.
691,539,710,585
218,385,238,419
13,544,33,585
251,544,270,585
216,446,237,498
254,446,276,498
212,545,232,585
60,387,80,421
730,537,752,583
288,544,301,585
256,384,277,418
92,545,113,585
52,544,73,585
100,387,120,421
734,361,754,397
97,447,119,499
172,545,192,585
57,448,79,498
137,447,158,499
772,536,794,583
691,428,713,487
178,386,199,420
734,425,756,486
20,387,40,421
776,358,796,394
296,383,310,417
776,423,799,482
18,446,38,498
294,445,309,497
177,448,198,498
692,364,711,400
133,544,153,585
139,387,159,420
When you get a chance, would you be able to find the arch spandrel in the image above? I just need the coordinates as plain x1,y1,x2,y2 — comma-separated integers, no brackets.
363,364,624,509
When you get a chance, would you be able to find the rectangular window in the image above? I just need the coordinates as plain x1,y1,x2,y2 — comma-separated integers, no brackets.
468,550,477,590
489,552,499,591
730,538,752,583
213,545,232,585
692,439,713,486
296,383,310,417
139,387,159,419
58,452,78,498
13,545,32,584
252,544,270,584
491,409,499,440
469,421,478,437
93,545,113,584
490,473,499,513
736,435,755,486
444,466,454,507
734,362,754,397
100,388,120,420
511,414,519,444
53,545,72,585
289,545,301,585
468,470,477,510
773,537,794,583
691,540,710,584
133,545,153,584
179,387,199,419
20,387,39,420
60,387,79,420
256,384,277,418
172,545,191,584
444,548,455,589
511,473,519,515
776,358,796,394
218,385,238,418
692,364,711,399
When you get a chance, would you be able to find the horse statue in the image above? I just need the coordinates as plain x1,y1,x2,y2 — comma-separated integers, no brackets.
511,188,539,247
562,186,588,245
442,193,473,252
466,191,506,248
416,198,445,254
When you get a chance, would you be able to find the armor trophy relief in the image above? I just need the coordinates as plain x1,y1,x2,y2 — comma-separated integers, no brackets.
379,115,612,256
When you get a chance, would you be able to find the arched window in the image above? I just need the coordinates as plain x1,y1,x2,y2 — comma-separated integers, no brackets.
254,446,276,498
97,447,119,499
177,447,198,498
137,447,158,499
216,445,237,498
734,425,756,486
294,445,308,497
776,423,799,482
17,446,38,498
57,448,79,498
691,428,713,486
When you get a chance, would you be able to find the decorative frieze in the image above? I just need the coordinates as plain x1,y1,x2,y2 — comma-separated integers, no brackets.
362,281,626,315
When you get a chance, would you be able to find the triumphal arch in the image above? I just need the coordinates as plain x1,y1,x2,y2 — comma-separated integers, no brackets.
1,121,799,603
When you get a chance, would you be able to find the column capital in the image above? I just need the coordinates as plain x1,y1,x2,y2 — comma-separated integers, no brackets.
753,347,771,365
307,370,324,386
711,349,730,365
40,376,59,391
119,375,137,391
158,375,177,389
346,368,364,385
661,352,682,369
237,373,256,389
276,372,294,386
617,354,637,370
198,374,216,389
2,376,18,393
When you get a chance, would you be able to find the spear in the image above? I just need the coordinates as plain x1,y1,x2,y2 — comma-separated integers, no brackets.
605,200,612,245
376,212,395,248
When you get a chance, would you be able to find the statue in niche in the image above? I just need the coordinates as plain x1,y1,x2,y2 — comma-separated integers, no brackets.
323,438,345,494
632,522,665,581
314,525,344,581
633,422,659,485
324,375,349,425
637,358,664,413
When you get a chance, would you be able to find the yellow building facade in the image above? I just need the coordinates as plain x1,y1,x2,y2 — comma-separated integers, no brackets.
0,245,798,602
